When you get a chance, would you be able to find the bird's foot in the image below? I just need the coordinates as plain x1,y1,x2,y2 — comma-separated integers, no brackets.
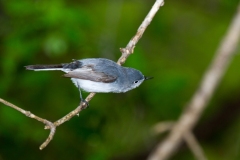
80,99,89,109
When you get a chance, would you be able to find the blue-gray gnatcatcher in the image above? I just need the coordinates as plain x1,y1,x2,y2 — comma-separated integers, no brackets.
25,58,152,105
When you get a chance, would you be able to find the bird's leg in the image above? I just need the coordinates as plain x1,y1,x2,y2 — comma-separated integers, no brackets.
77,82,89,108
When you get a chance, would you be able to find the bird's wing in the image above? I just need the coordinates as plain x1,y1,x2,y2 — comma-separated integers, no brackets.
63,66,117,83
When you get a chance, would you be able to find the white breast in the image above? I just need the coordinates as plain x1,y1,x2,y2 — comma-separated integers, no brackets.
71,78,117,93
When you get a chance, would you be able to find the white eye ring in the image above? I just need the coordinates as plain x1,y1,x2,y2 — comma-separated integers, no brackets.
134,81,139,83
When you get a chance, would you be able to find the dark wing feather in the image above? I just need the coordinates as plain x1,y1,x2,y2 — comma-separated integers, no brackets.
63,69,117,83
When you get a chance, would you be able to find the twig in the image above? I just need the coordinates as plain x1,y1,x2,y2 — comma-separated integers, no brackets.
44,92,95,129
184,131,207,160
148,3,240,160
117,0,164,65
0,98,56,150
0,0,165,150
39,121,56,150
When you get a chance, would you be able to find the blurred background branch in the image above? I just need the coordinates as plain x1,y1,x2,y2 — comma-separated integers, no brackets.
153,122,207,160
184,131,207,160
148,2,240,160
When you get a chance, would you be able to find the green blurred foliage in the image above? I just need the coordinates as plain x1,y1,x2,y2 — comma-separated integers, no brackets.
0,0,240,159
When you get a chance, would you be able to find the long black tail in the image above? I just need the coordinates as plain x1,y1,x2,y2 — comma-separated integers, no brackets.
25,64,63,71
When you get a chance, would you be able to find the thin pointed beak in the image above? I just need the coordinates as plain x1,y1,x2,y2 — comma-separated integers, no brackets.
144,76,153,80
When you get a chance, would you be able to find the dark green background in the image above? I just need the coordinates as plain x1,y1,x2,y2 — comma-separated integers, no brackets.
0,0,240,159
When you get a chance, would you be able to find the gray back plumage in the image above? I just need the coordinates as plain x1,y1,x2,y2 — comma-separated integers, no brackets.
74,58,145,92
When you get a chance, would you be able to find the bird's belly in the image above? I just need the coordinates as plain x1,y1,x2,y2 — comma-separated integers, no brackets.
71,78,119,93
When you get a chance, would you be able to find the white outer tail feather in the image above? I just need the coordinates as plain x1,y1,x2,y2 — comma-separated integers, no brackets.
32,68,63,71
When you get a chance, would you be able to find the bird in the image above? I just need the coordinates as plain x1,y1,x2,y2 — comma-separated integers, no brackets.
25,58,152,106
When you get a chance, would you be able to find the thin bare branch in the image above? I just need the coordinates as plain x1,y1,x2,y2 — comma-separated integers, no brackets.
117,0,164,65
39,121,56,150
148,3,240,160
0,98,32,117
45,93,95,129
0,98,56,150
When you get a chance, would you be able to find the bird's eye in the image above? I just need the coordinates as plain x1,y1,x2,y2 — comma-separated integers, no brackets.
134,81,139,84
